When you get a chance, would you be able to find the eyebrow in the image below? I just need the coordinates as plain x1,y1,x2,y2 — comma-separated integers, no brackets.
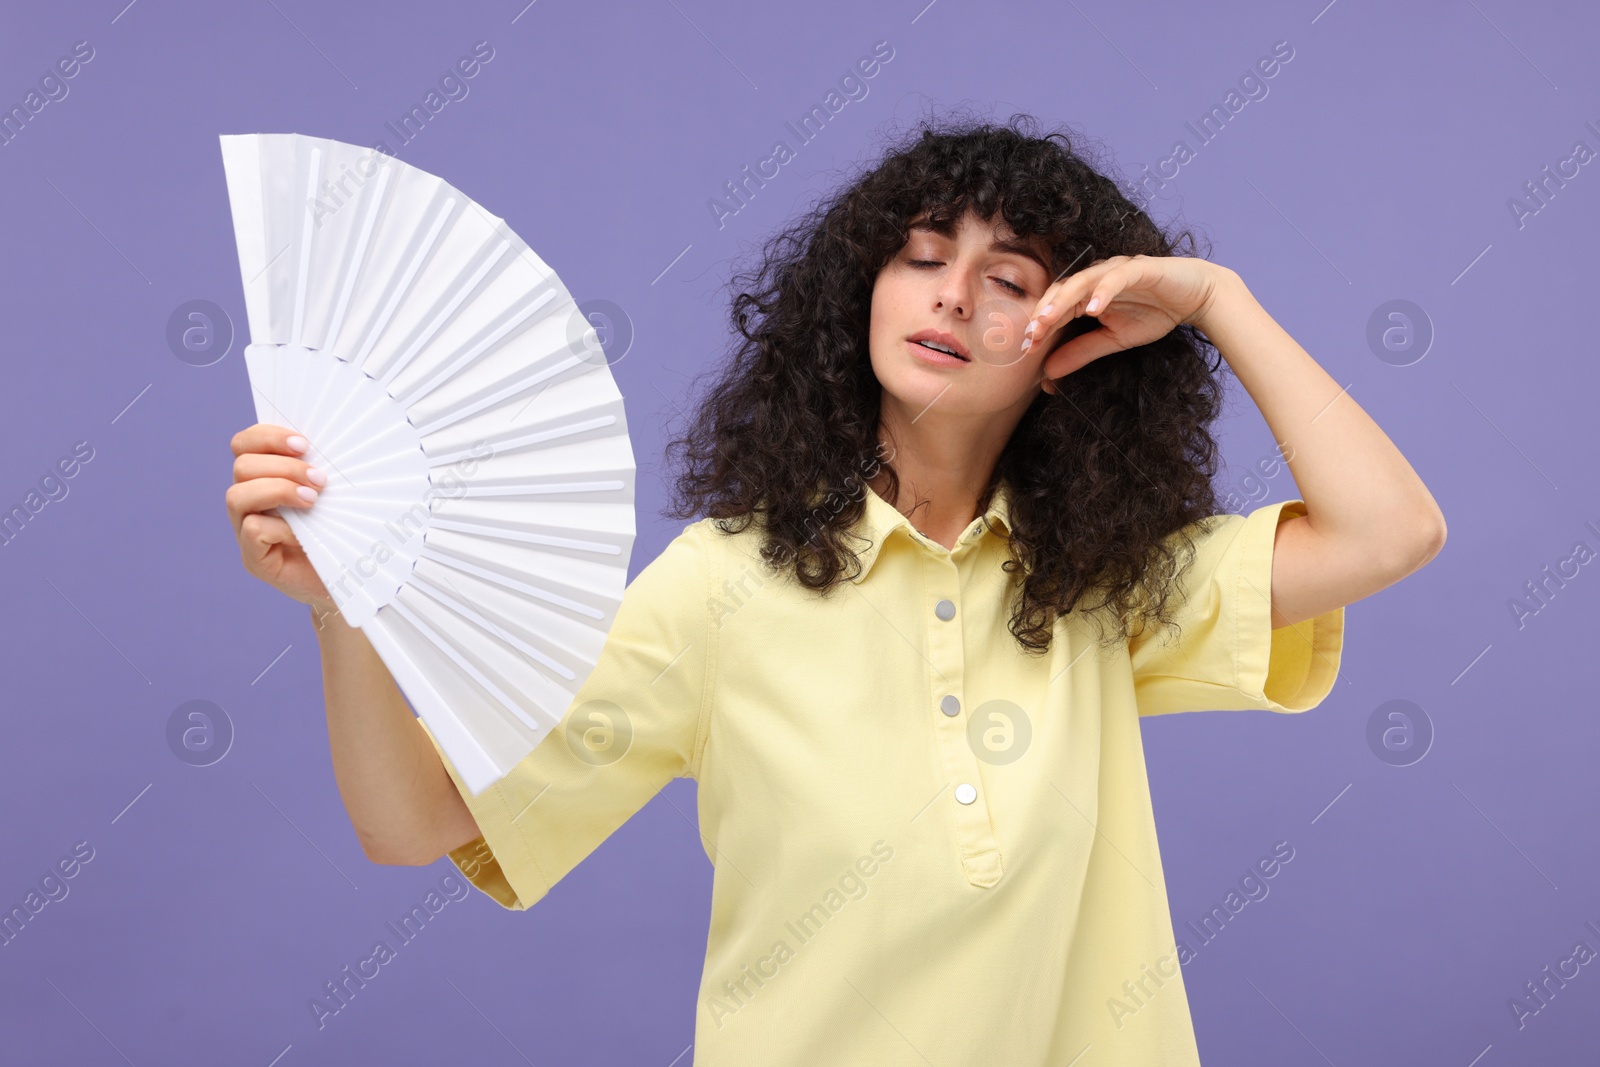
907,218,1052,275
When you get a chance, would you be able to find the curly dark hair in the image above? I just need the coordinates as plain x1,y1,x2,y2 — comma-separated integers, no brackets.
663,110,1230,655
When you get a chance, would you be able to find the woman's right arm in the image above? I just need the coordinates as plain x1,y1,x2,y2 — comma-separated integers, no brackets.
227,423,482,866
311,602,484,865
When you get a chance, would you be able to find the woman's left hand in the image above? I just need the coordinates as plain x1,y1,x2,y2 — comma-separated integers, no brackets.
1023,256,1233,391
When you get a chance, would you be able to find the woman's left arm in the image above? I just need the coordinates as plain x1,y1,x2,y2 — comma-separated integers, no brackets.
1027,256,1448,630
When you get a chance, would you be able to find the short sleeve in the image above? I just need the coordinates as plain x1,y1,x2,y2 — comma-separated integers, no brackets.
419,520,718,910
1128,499,1344,717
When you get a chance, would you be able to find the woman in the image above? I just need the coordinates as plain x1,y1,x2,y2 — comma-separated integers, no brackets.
226,115,1445,1065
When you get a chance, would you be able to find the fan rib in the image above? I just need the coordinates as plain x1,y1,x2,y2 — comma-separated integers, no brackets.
384,595,546,733
291,145,322,344
458,478,627,497
377,239,514,392
426,515,622,557
409,349,578,439
419,545,606,620
395,289,564,412
300,358,375,464
352,195,457,370
408,571,577,681
490,413,618,455
324,162,395,355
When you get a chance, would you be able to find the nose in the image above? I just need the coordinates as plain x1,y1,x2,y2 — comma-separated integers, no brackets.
933,261,974,318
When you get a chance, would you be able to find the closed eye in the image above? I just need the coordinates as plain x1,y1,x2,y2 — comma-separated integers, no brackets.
907,259,1027,296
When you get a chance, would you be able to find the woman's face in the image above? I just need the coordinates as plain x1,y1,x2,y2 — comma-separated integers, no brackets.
869,208,1055,420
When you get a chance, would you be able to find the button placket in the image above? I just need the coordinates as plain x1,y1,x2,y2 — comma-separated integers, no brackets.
924,551,1004,889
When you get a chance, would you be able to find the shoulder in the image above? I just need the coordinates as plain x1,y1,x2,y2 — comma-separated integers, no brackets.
1163,509,1241,556
689,512,779,572
1125,507,1267,637
1175,501,1305,565
639,518,718,578
1159,504,1294,582
628,515,762,592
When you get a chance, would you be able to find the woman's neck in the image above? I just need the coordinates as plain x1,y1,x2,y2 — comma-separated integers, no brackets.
869,452,1000,552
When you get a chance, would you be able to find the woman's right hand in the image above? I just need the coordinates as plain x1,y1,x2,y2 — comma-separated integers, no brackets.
227,423,335,615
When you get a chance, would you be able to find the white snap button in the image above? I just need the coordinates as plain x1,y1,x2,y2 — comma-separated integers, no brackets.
954,783,977,805
935,598,955,621
940,695,961,717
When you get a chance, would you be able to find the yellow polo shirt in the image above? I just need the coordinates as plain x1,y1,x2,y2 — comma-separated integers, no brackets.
418,480,1344,1065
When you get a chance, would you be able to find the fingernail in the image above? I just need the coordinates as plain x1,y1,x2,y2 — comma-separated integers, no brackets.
1041,304,1054,316
1024,319,1037,335
305,466,327,487
1086,297,1101,314
287,435,309,453
297,486,319,503
1020,338,1032,352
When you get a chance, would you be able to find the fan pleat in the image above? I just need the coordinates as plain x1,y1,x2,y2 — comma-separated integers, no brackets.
383,592,544,733
426,515,622,558
290,146,321,342
412,552,606,672
323,163,395,354
321,417,411,475
407,571,576,682
332,474,433,499
395,574,588,739
419,542,606,620
438,498,632,540
396,288,564,410
438,415,631,478
376,240,514,391
463,479,628,498
351,196,456,369
301,356,372,460
410,349,577,438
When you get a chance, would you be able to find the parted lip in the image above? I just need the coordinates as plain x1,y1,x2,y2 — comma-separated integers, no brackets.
907,329,970,361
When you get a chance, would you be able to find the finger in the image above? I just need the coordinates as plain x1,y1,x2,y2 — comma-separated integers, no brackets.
1042,325,1128,380
230,423,311,460
1037,257,1124,320
1051,261,1134,336
1078,262,1134,320
238,511,301,563
1081,257,1158,319
232,450,327,491
1023,258,1125,350
225,476,319,539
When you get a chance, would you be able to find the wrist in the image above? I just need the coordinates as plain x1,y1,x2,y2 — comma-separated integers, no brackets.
1191,265,1249,334
309,598,345,634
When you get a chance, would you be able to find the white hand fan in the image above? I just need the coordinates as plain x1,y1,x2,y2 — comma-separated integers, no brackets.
218,132,635,796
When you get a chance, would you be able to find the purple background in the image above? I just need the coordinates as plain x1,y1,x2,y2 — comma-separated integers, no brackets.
1,0,1595,1063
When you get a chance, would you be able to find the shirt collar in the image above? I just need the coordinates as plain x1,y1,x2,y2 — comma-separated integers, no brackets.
848,479,1013,584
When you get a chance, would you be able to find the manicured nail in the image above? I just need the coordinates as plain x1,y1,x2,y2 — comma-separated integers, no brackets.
305,466,327,487
287,435,309,453
1041,303,1054,316
1020,338,1032,352
297,486,319,503
1086,297,1101,314
1024,319,1038,335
